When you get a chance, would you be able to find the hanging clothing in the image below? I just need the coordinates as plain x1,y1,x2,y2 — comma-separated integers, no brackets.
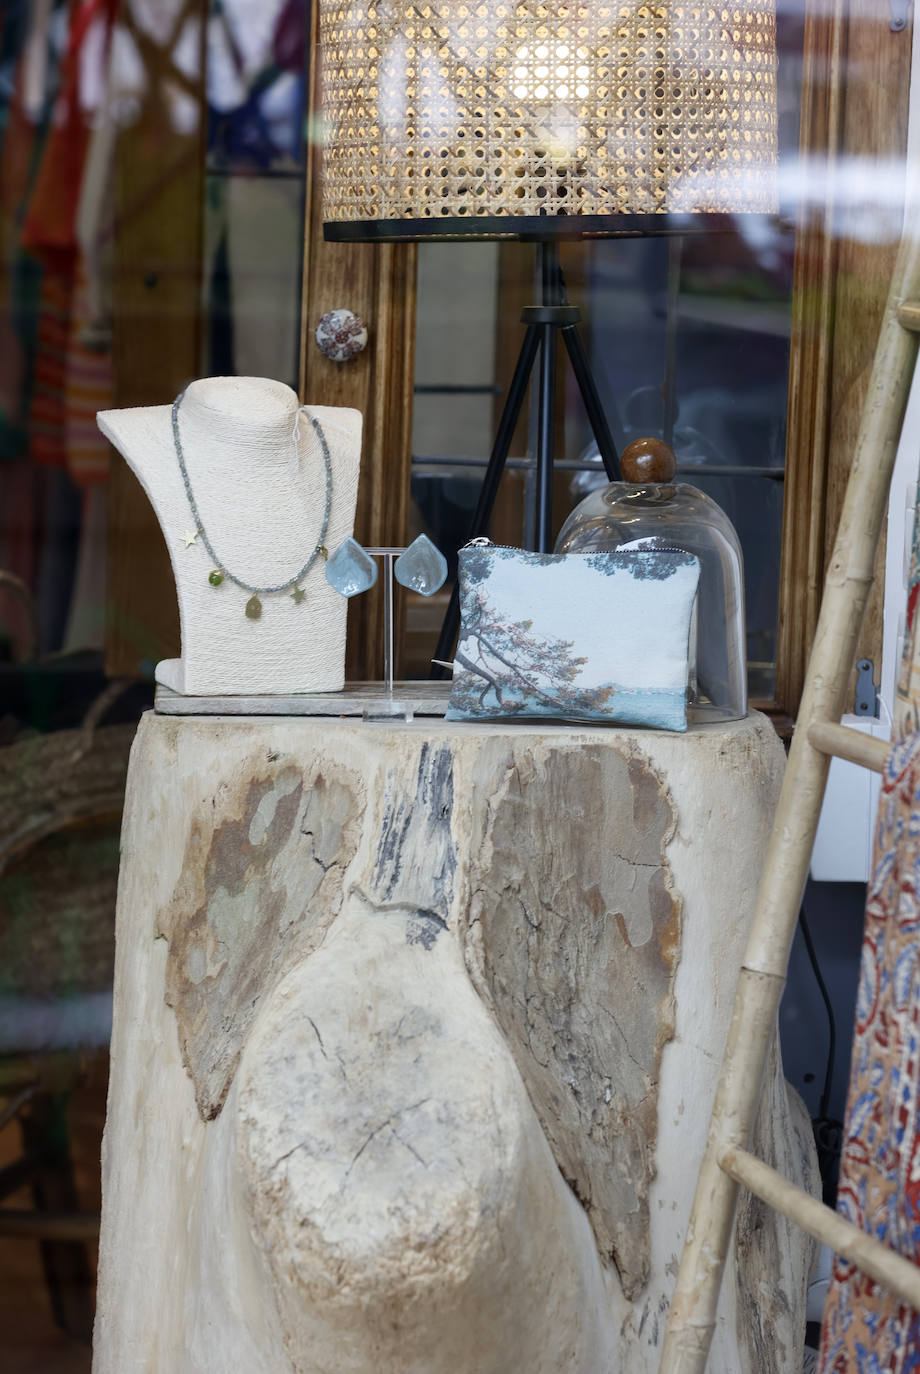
818,730,920,1373
0,0,57,464
1,0,115,657
62,256,112,486
897,477,920,737
19,0,116,479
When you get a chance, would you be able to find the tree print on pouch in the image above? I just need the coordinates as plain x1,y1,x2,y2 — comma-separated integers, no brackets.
446,544,701,728
452,584,616,716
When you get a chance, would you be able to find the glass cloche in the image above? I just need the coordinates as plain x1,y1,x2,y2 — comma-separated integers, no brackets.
555,438,746,723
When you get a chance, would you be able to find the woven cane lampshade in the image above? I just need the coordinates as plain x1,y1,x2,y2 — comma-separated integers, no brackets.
320,1,778,239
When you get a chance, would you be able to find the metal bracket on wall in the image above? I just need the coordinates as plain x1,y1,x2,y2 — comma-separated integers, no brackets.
890,0,909,32
854,658,881,718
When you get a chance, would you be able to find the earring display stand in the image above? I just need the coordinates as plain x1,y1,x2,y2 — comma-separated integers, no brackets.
374,547,401,703
154,547,452,721
359,546,431,721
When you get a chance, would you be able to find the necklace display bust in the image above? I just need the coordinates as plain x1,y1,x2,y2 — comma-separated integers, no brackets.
98,377,362,695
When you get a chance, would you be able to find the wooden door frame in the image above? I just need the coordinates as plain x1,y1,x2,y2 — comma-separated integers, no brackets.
300,3,417,682
777,0,913,721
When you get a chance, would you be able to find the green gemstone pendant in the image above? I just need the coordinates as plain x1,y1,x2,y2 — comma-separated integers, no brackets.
245,594,262,620
208,570,223,587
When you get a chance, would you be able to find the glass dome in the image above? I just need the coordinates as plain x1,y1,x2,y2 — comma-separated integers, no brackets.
555,439,747,723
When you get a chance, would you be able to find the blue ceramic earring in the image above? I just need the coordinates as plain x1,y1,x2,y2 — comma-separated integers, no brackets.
325,538,378,597
393,535,448,596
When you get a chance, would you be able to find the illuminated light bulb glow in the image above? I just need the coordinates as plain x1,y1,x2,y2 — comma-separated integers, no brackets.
320,1,778,223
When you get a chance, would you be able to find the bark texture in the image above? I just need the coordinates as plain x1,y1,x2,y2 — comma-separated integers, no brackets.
94,712,818,1374
464,741,679,1297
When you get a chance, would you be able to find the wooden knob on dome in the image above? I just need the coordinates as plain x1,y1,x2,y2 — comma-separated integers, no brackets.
620,438,677,484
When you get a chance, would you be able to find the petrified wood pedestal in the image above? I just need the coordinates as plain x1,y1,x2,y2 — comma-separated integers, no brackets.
94,712,817,1374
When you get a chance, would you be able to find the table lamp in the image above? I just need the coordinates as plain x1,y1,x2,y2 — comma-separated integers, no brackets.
318,0,778,654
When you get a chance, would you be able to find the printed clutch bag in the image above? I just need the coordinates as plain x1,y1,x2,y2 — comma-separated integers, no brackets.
445,541,701,730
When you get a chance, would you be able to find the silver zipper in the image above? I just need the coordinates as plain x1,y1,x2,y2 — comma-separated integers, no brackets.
460,537,691,557
460,537,524,553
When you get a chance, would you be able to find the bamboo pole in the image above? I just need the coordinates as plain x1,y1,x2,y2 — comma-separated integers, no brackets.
719,1146,920,1308
897,301,920,332
808,720,890,771
659,227,920,1374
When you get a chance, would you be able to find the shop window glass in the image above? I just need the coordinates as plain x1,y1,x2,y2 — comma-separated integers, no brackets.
202,0,308,387
405,6,805,704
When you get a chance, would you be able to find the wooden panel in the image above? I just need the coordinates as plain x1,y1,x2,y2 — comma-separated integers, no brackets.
489,242,531,549
776,0,844,718
778,0,912,717
105,1,207,676
300,5,417,681
823,3,912,705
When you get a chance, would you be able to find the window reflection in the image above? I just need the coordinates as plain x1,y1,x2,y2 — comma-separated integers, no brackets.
202,0,307,387
407,6,808,701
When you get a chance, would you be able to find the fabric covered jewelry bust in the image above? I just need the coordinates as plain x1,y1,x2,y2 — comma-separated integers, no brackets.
98,377,362,695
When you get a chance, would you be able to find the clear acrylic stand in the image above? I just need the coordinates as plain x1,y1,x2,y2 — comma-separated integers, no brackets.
362,548,420,722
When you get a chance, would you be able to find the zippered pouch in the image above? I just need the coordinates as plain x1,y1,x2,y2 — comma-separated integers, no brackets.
445,541,701,730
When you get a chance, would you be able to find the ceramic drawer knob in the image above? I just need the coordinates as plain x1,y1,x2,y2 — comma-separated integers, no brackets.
315,308,368,362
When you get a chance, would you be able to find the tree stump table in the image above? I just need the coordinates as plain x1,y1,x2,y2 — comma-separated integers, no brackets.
93,711,817,1373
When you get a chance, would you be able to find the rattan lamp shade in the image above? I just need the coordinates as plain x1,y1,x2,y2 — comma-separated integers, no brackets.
320,1,778,239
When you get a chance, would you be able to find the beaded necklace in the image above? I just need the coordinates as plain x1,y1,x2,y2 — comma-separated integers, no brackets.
171,390,332,620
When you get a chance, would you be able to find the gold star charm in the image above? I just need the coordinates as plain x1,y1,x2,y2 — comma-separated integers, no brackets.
318,544,329,561
182,529,200,548
291,586,306,605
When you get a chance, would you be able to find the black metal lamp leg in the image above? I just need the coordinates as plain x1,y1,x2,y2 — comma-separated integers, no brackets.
535,242,559,551
561,323,621,482
535,317,557,552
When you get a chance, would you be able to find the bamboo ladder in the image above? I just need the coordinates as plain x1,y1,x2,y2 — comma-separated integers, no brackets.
659,228,920,1373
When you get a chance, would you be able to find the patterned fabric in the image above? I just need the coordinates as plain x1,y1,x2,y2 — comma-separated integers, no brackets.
818,731,920,1373
445,543,700,729
896,488,920,738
